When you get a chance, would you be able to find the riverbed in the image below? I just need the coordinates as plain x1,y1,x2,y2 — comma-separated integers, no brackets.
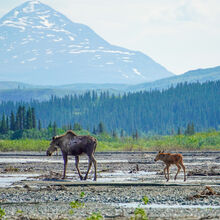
0,151,220,219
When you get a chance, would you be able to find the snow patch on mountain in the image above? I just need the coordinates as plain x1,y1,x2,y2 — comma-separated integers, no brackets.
27,57,37,62
39,15,54,28
133,68,145,78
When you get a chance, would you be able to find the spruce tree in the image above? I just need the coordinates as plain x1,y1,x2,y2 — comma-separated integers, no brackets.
52,122,57,137
189,122,195,135
120,129,124,138
1,113,7,134
31,107,36,129
26,107,32,129
38,119,42,130
10,111,15,131
6,116,9,131
98,122,104,134
73,122,82,131
185,123,191,135
185,122,195,135
92,126,96,134
48,121,52,129
21,106,26,130
112,130,117,138
15,106,22,130
177,127,181,135
135,130,138,140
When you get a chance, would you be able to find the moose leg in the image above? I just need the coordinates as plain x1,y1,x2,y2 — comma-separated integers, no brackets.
84,156,92,180
75,156,83,180
91,154,97,181
174,164,181,180
62,154,68,179
180,162,186,181
166,165,170,182
163,166,168,180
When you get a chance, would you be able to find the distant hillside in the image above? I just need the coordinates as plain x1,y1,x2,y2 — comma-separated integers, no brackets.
0,87,126,102
0,83,128,101
0,81,35,90
55,83,129,91
128,66,220,91
0,81,129,91
0,88,70,102
0,66,219,101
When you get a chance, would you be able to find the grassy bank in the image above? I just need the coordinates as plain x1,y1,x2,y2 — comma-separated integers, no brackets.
0,139,49,151
0,131,220,152
98,131,220,151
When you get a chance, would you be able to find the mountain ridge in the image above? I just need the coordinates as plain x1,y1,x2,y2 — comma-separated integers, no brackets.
128,65,220,91
0,65,219,101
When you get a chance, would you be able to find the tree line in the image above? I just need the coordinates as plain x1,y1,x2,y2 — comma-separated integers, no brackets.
0,105,108,139
0,106,36,133
0,81,219,136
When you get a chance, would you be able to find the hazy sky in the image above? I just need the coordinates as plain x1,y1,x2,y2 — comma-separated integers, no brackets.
1,0,220,75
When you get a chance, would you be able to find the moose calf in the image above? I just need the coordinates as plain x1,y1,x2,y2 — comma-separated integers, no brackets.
154,151,186,182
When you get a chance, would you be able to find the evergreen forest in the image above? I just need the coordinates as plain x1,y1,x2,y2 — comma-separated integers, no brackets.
0,81,219,137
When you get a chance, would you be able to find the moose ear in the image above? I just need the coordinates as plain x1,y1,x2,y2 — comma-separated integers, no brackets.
159,150,161,153
52,136,55,140
162,150,165,153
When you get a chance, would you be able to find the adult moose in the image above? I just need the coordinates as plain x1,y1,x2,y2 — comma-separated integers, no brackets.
46,130,97,181
154,151,186,182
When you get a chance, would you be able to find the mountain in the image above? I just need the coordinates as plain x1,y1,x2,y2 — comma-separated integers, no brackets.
128,66,220,91
0,0,173,85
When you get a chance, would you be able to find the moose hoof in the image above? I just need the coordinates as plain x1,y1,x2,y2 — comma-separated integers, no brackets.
62,177,66,180
93,178,97,181
79,176,83,180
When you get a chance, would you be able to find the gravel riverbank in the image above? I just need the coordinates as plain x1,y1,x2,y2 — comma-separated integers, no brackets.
1,185,220,219
0,151,220,219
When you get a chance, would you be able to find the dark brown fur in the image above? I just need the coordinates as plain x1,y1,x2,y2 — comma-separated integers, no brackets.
46,130,97,181
154,151,186,182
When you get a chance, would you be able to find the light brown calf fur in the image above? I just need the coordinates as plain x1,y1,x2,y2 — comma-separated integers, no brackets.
154,151,186,182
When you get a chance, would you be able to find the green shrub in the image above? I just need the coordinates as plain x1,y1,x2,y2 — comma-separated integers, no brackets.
69,200,84,209
86,212,103,220
142,196,149,205
131,208,148,220
0,207,6,219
